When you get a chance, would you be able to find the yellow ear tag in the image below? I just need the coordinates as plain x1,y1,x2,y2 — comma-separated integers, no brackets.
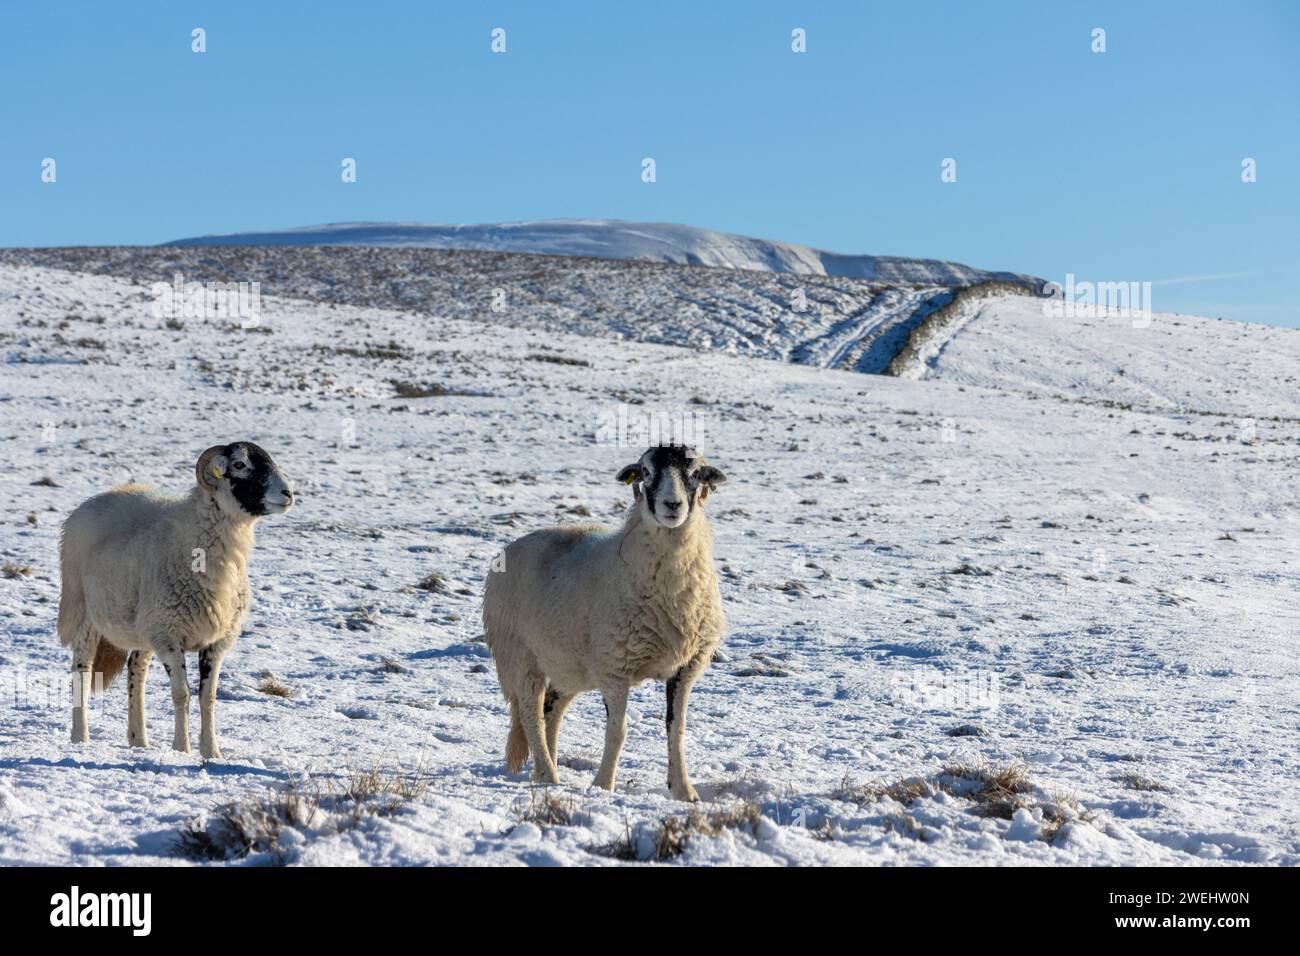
624,473,636,485
211,466,224,480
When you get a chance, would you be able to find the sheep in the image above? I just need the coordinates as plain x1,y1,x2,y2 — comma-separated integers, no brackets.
482,444,728,801
58,442,294,758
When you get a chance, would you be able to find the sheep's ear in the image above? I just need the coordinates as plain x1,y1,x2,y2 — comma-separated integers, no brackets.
696,466,725,504
196,445,229,495
697,465,727,490
615,465,640,486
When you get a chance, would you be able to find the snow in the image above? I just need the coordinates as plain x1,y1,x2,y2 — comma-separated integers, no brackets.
165,218,1043,287
0,244,965,375
901,294,1300,419
0,261,1297,867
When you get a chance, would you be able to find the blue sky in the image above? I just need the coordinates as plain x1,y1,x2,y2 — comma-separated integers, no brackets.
2,1,1296,325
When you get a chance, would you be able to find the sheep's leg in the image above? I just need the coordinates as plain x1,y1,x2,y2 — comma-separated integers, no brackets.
543,688,576,765
593,685,629,792
127,650,153,747
70,643,96,744
520,674,559,784
198,641,230,760
156,643,191,754
666,653,710,802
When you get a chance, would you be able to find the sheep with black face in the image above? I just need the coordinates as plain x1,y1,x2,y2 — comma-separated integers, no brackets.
58,442,294,758
482,445,728,800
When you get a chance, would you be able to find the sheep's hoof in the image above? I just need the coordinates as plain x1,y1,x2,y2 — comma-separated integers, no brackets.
173,739,191,754
532,768,560,786
200,745,223,760
671,783,700,802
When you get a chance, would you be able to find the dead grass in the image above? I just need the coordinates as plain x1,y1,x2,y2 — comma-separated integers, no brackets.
937,761,1032,819
516,787,578,828
885,812,928,841
321,340,410,361
833,774,936,807
652,802,763,860
590,801,764,862
255,673,296,698
588,817,640,861
342,764,429,820
1,561,34,579
414,570,473,597
1039,793,1094,843
1115,772,1167,792
810,817,836,841
416,570,449,593
177,764,430,862
345,606,379,631
373,656,408,674
176,781,321,862
390,380,452,398
837,761,1093,846
526,352,591,367
388,379,487,399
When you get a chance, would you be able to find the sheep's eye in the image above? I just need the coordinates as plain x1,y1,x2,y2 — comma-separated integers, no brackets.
232,461,246,472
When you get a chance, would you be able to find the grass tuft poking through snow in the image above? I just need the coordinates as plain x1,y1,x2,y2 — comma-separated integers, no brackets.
835,761,1096,845
415,571,450,594
373,656,408,674
516,787,579,828
1115,772,1168,792
1,561,34,579
937,761,1032,818
834,774,937,807
255,673,297,699
177,765,430,864
176,781,321,863
590,801,764,863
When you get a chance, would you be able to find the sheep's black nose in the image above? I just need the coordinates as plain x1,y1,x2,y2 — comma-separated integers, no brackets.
282,489,295,503
662,499,682,511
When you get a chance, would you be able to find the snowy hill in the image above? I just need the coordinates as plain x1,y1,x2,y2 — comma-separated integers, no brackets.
0,245,1036,376
894,293,1300,419
1,259,1297,866
166,219,1042,288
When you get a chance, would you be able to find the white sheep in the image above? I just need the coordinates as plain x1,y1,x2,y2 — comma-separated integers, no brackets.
482,445,728,800
58,442,294,758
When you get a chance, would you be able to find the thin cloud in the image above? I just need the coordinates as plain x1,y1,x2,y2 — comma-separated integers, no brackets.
1150,272,1250,287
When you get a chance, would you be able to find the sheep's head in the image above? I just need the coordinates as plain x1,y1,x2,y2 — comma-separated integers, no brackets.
616,446,726,529
196,442,295,519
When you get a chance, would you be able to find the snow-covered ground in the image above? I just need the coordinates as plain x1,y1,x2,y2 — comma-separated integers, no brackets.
903,294,1300,419
165,218,1043,287
1,262,1297,866
0,245,952,374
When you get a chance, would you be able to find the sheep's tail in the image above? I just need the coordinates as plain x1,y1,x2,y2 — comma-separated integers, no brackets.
92,642,127,693
506,698,529,773
58,544,125,693
56,559,86,649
